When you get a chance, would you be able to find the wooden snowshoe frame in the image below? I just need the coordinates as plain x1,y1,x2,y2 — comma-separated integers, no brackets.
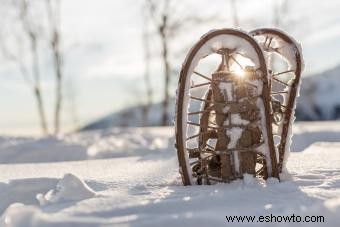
175,28,283,186
250,28,303,173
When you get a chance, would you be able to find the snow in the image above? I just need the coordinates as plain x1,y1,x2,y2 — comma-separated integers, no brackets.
243,173,255,185
219,82,233,101
291,121,340,151
0,127,173,163
230,114,249,125
0,137,87,164
0,121,340,226
226,127,243,174
36,173,96,206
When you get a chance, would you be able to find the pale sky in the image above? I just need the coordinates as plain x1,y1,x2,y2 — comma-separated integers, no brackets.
1,0,340,136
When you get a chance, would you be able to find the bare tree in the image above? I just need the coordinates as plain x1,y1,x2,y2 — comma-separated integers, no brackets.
145,0,209,126
0,0,66,135
273,0,289,27
146,0,172,126
230,0,239,27
65,77,80,130
0,0,49,135
45,0,63,134
141,3,153,127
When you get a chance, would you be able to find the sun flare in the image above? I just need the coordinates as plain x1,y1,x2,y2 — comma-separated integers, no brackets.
230,55,255,78
234,68,245,77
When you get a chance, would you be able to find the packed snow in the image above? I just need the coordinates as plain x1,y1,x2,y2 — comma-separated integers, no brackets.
0,121,340,226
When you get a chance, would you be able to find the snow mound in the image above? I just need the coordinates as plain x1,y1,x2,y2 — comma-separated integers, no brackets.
324,196,340,213
1,203,89,227
1,203,39,227
243,173,255,185
36,173,96,206
0,178,58,214
292,121,340,151
0,127,174,164
67,127,174,159
0,136,87,164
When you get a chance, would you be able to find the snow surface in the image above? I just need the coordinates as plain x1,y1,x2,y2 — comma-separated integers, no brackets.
36,173,96,206
0,121,340,226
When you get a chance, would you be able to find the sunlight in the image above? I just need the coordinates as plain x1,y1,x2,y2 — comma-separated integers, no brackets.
231,54,255,78
234,68,245,77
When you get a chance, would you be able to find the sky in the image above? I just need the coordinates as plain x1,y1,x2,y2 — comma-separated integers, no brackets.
1,0,340,136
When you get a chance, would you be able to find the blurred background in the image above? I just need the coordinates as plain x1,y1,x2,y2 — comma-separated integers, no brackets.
1,0,339,136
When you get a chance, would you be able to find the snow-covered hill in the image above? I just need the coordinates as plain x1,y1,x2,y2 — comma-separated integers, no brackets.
0,122,340,226
297,64,340,120
81,99,176,130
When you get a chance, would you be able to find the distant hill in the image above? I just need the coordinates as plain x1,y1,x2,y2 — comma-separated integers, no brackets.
296,64,340,120
81,98,176,130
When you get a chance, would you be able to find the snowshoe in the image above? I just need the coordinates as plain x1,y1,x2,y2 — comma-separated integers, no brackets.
175,28,283,185
250,28,304,173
